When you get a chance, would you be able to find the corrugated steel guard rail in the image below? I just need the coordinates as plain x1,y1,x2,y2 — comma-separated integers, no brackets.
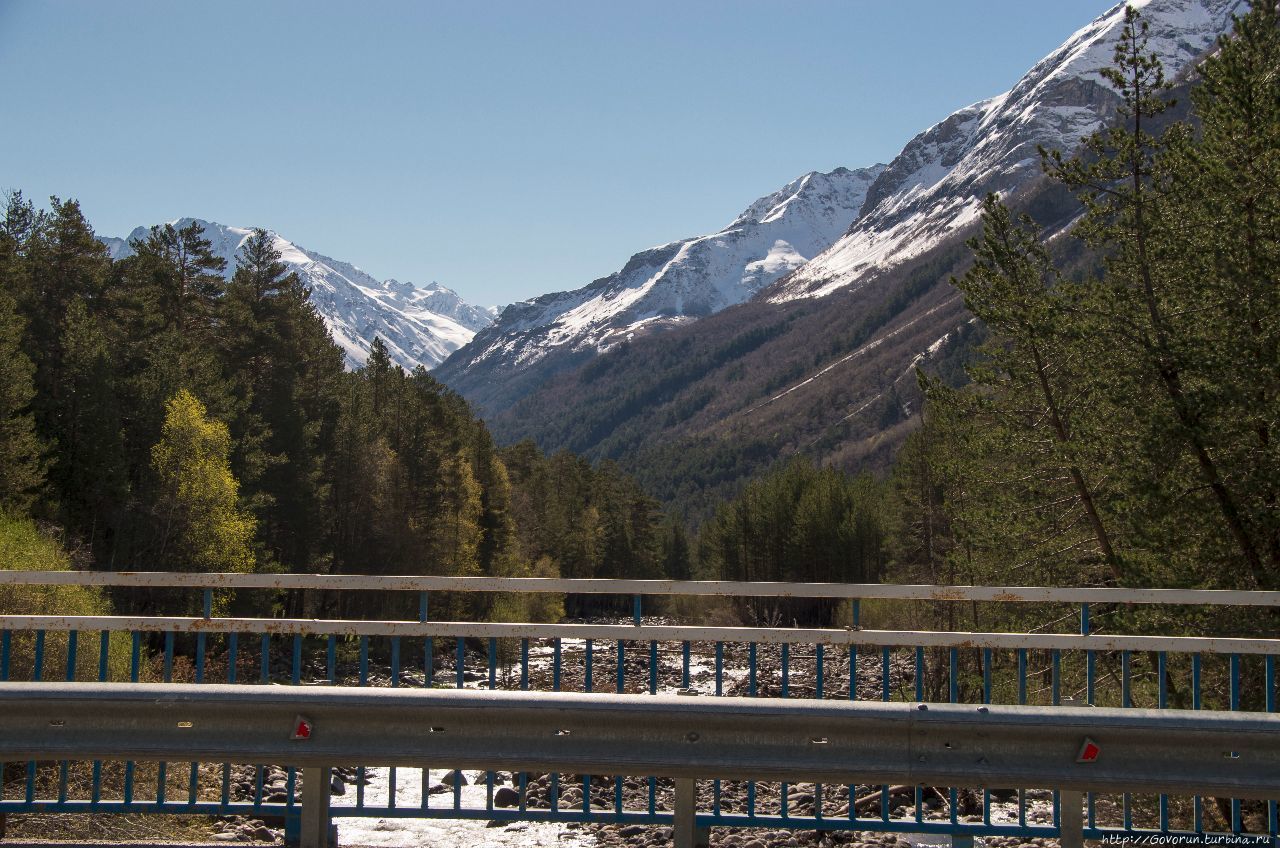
1,571,1279,847
2,682,1278,848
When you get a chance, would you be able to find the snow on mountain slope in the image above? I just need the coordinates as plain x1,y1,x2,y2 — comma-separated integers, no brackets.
105,219,496,370
769,0,1244,302
452,165,885,373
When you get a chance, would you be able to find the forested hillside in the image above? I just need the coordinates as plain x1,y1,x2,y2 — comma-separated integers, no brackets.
0,211,678,617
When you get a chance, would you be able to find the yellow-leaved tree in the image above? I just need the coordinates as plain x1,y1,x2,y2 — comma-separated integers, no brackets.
151,390,256,589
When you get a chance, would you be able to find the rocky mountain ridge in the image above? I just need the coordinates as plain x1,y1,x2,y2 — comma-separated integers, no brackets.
102,219,496,371
436,165,885,411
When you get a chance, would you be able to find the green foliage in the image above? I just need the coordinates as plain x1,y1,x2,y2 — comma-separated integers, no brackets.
151,390,257,581
698,458,887,624
0,512,129,680
0,268,45,512
912,4,1280,614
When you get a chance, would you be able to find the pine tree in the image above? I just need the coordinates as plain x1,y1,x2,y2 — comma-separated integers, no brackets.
0,274,45,513
58,300,127,541
938,194,1125,583
1164,1,1280,585
1045,6,1276,587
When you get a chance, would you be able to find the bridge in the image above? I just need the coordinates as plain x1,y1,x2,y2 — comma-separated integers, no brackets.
1,572,1278,847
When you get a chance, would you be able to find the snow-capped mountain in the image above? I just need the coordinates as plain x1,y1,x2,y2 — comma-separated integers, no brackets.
769,0,1244,302
103,219,496,370
436,166,884,406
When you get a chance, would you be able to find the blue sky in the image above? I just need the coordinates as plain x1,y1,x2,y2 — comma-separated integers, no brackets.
1,1,1112,306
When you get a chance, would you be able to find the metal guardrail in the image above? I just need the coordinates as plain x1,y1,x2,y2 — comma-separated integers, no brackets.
3,683,1278,848
2,572,1279,846
5,570,1280,606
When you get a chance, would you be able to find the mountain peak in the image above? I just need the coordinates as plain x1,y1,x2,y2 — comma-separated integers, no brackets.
769,0,1244,303
435,164,886,412
100,220,494,371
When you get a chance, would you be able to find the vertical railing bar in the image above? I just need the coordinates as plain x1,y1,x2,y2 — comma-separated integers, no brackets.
92,758,103,805
359,636,369,686
391,636,402,688
1052,648,1061,706
715,641,723,697
488,637,496,690
849,643,857,701
816,643,825,699
130,630,140,682
291,634,302,686
554,638,563,692
326,635,336,685
982,647,992,704
881,647,890,702
425,635,434,688
1157,648,1169,832
34,629,45,681
979,644,992,830
92,629,108,806
1121,650,1131,707
914,645,924,702
256,764,266,813
1231,652,1242,832
456,637,465,689
632,595,642,626
0,630,10,680
65,629,78,682
1081,603,1095,709
648,640,657,695
585,638,593,693
781,643,790,698
163,631,174,682
749,643,757,697
521,638,530,691
948,647,958,704
260,633,271,684
681,640,690,690
228,632,238,684
1017,648,1027,705
1158,651,1167,708
1267,654,1276,713
615,640,623,694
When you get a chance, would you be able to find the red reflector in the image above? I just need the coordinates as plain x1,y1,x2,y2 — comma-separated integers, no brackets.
1076,737,1100,763
292,716,313,740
